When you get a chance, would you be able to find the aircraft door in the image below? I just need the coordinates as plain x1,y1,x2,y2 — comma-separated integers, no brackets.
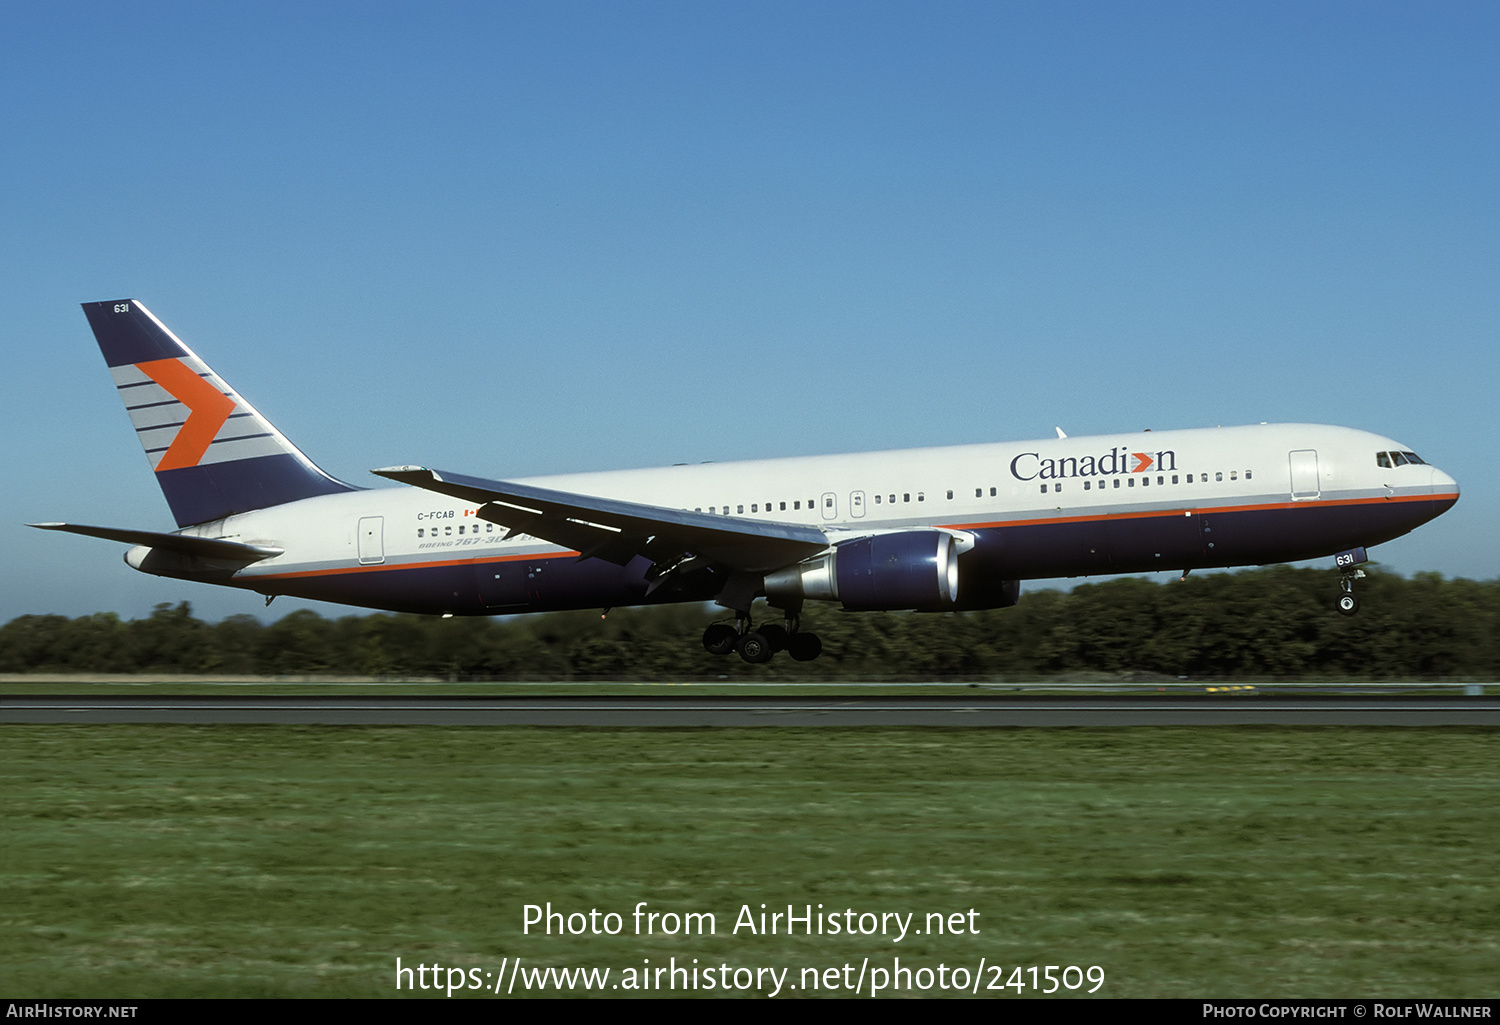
357,516,385,564
1289,450,1320,500
850,491,866,518
821,492,838,520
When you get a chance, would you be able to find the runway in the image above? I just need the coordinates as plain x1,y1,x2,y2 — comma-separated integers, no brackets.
4,694,1498,726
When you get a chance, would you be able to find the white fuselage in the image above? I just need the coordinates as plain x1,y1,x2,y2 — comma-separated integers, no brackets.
147,423,1457,616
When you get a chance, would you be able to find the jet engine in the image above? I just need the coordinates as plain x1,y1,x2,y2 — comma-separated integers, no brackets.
764,530,962,612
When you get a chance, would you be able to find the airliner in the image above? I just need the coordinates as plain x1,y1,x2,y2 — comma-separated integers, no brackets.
33,300,1460,663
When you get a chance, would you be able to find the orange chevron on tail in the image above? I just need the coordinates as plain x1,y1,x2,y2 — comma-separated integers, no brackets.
134,357,238,471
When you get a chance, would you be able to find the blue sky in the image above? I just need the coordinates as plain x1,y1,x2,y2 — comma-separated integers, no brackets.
3,1,1495,624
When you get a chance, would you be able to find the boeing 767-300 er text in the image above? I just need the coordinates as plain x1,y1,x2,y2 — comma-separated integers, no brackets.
32,300,1460,662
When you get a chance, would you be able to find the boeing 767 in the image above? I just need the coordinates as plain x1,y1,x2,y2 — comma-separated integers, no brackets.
32,300,1460,663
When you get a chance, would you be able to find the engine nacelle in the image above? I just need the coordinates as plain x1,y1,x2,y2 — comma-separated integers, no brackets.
764,530,962,611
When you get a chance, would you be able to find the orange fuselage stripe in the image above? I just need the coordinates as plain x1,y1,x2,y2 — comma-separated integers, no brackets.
255,549,582,580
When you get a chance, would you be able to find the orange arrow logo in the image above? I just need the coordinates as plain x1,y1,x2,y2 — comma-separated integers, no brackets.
135,358,237,471
1131,452,1155,473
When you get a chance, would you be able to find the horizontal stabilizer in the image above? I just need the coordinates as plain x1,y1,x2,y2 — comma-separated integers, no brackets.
28,522,283,561
371,466,830,573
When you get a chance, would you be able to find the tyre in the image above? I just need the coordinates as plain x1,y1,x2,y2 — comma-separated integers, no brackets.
737,632,774,664
1337,594,1359,616
787,632,823,661
702,623,738,655
758,624,790,652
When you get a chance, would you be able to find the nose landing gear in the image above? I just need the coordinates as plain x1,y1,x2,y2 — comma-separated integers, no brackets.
1334,547,1368,616
1337,585,1360,616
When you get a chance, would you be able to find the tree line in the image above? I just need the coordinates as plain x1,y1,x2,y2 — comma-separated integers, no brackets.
2,566,1496,680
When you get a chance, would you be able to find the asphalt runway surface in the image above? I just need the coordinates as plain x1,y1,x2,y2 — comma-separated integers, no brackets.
4,694,1498,726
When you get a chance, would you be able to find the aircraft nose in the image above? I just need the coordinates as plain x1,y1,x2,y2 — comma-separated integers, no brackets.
1430,466,1459,504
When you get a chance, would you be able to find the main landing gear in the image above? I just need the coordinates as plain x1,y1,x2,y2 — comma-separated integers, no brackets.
703,611,822,663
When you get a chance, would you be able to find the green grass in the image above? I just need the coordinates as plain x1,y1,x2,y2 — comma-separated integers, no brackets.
2,726,1498,997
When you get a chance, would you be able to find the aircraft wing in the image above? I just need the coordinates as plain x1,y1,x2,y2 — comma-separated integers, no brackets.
371,466,831,574
29,522,284,561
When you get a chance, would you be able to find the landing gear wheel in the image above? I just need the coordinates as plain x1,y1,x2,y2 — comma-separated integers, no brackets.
787,632,823,662
737,632,774,664
703,623,738,656
1337,593,1360,616
758,624,790,652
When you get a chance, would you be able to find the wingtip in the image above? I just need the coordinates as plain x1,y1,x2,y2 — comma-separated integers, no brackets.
371,465,442,484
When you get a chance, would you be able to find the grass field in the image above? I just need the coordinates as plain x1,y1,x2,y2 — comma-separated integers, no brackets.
2,724,1497,998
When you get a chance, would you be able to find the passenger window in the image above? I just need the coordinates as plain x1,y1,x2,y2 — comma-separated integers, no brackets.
1141,477,1149,487
1084,480,1091,490
751,504,758,513
1113,479,1120,489
903,493,910,503
917,492,924,502
1128,478,1135,487
1055,482,1063,493
990,487,997,497
779,502,786,511
946,490,953,500
1187,474,1194,483
1172,475,1179,484
1215,472,1223,482
1040,484,1048,494
1230,471,1238,480
975,488,982,498
1245,470,1252,480
793,502,800,510
874,494,881,504
417,528,424,538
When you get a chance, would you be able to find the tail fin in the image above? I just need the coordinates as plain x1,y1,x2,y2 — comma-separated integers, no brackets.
82,300,358,527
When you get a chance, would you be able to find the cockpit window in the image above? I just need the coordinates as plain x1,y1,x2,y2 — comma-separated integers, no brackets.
1379,450,1428,468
